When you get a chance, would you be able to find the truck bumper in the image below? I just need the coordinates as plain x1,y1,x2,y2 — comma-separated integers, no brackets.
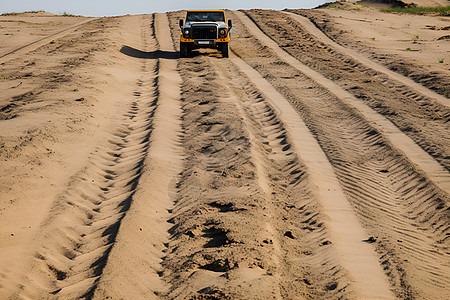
180,34,230,44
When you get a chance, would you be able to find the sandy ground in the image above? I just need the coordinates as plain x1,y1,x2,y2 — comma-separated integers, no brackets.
0,2,449,299
0,12,89,58
321,2,449,72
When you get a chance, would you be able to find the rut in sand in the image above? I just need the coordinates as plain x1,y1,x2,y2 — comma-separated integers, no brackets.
5,13,183,299
92,13,184,299
164,10,392,299
242,9,450,172
231,10,450,299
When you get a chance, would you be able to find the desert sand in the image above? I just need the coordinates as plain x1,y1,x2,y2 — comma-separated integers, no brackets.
0,1,449,299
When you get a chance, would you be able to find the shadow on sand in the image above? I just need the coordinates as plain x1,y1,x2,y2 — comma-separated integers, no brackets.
120,45,179,59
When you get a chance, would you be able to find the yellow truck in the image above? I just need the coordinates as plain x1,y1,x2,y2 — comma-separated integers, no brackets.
179,10,232,58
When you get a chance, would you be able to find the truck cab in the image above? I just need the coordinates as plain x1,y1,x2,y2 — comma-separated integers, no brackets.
179,10,232,58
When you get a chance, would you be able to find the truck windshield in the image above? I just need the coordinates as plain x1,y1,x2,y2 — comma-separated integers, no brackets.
186,12,225,22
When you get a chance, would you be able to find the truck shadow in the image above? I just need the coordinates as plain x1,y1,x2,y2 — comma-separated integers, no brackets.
120,45,179,59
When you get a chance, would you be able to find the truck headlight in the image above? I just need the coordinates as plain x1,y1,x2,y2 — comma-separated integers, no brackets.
183,28,190,38
219,29,226,35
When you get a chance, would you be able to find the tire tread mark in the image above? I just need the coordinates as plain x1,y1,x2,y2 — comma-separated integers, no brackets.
231,10,449,299
13,16,161,300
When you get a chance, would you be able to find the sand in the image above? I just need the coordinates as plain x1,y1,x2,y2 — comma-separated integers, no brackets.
0,2,449,299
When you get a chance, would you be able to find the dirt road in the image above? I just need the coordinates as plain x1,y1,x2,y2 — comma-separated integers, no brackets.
0,5,449,300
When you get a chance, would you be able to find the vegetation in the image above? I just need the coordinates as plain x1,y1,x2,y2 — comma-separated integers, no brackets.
1,10,45,16
1,10,76,16
62,11,76,17
381,6,450,16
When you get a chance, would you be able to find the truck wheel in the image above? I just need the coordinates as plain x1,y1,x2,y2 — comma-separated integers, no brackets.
180,43,190,58
221,42,229,58
180,42,192,57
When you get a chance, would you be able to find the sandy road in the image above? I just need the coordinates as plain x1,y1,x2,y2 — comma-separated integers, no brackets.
230,10,449,299
1,13,183,299
92,13,184,299
233,10,450,194
0,7,448,300
228,47,395,299
244,9,450,172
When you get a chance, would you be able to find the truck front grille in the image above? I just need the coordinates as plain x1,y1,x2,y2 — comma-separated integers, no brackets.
191,26,217,39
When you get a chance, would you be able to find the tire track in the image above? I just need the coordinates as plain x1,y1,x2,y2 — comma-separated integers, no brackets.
234,10,449,195
92,13,184,299
160,52,354,298
243,9,450,172
231,10,450,299
210,57,359,299
165,12,288,298
9,15,161,299
283,11,449,109
227,50,395,299
164,11,389,299
161,52,285,299
287,9,450,99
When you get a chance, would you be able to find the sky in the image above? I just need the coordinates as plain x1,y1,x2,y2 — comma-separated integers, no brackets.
0,0,331,17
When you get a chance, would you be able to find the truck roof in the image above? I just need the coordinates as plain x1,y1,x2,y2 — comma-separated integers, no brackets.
186,9,225,12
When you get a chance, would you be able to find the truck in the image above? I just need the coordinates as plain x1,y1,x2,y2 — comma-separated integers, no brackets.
179,10,232,58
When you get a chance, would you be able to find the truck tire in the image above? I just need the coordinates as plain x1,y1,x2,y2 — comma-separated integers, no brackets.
221,42,229,58
180,42,190,58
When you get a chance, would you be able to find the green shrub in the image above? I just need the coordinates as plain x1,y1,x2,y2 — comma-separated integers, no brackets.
381,6,450,15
